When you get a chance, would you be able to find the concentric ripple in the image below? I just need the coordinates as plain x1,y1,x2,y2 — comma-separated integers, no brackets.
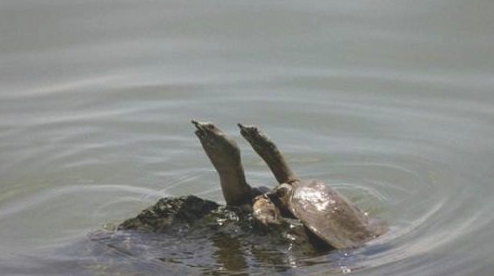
1,1,494,276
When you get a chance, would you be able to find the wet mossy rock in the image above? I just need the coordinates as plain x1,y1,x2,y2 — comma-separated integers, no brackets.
118,196,221,232
117,195,315,250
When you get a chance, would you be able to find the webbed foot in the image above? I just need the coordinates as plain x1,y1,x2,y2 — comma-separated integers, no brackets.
238,123,298,184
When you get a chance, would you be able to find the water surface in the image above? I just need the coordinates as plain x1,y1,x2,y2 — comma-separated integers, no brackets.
1,1,494,275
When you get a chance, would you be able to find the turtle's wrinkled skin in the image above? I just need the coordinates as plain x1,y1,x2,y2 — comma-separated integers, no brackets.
118,121,386,252
192,120,255,206
238,124,387,249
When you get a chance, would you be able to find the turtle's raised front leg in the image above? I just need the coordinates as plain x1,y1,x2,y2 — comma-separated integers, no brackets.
193,120,253,206
238,124,299,184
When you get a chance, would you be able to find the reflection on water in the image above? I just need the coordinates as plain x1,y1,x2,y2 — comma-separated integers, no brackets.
211,233,250,273
83,222,357,275
1,0,494,275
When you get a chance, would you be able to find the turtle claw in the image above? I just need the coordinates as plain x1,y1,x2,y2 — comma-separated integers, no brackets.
237,123,253,131
192,120,206,139
238,123,258,134
238,123,265,144
192,120,220,139
192,120,214,131
191,119,201,129
238,123,276,152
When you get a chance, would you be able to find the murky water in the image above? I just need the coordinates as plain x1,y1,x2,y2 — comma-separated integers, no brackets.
1,0,494,275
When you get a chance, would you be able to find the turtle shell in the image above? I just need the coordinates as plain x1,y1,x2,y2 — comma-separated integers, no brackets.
288,180,379,249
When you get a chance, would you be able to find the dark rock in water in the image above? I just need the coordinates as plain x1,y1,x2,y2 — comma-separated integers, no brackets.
118,196,220,232
86,198,335,275
117,195,318,252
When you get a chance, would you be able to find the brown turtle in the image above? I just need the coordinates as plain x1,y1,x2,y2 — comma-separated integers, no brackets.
238,124,387,249
192,120,385,249
115,119,385,270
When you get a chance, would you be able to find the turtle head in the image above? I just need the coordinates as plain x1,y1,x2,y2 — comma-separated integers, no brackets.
275,183,292,204
267,183,293,216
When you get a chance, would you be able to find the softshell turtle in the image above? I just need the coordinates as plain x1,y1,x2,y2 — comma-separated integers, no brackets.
120,120,384,252
238,124,387,249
